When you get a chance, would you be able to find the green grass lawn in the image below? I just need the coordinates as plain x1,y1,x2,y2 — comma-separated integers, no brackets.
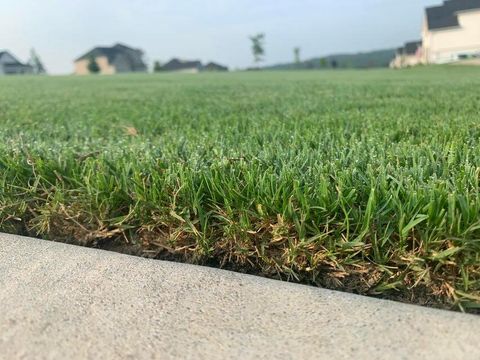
2,67,480,311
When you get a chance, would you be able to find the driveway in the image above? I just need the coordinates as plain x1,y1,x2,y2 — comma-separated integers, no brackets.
0,233,479,359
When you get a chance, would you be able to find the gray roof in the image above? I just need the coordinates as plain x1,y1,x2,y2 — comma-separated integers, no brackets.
0,50,27,66
76,47,119,62
204,62,229,71
396,41,422,56
404,41,422,55
161,58,202,71
426,0,480,30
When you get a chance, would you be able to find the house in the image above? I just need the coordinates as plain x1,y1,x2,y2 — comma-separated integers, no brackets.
160,58,203,73
74,43,147,75
390,41,423,68
0,51,32,75
203,62,229,72
158,59,229,73
422,0,480,64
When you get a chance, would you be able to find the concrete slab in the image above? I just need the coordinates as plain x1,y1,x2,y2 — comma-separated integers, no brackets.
0,233,479,360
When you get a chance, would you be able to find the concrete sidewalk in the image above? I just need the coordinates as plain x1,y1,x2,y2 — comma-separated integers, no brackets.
0,233,479,360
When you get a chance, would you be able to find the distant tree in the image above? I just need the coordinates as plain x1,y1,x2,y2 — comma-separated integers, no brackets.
87,56,100,74
249,33,265,65
153,61,163,72
294,47,301,64
330,59,338,69
28,48,46,75
319,58,328,68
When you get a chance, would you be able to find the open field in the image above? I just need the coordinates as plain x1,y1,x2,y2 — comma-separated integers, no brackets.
1,67,480,311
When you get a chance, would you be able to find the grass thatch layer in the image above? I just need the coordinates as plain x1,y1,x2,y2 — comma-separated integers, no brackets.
2,68,480,311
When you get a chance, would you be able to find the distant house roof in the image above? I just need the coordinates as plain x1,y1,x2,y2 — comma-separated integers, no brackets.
0,50,24,65
426,0,480,30
203,62,229,71
396,41,422,55
404,41,422,55
75,43,147,71
161,58,202,71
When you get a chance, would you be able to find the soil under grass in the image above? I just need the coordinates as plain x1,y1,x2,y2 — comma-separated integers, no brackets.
2,68,480,312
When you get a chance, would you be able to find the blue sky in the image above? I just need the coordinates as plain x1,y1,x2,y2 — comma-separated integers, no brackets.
1,0,440,74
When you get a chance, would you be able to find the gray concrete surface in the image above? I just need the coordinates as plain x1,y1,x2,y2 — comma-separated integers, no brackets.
0,233,479,360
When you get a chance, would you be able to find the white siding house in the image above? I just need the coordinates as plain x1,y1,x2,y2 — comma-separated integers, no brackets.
390,41,423,69
423,0,480,64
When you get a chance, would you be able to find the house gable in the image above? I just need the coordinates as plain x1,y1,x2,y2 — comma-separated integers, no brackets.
74,43,147,74
0,51,22,66
426,0,480,31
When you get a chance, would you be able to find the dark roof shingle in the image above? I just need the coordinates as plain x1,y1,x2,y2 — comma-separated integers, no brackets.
0,50,26,66
426,0,480,30
396,41,422,56
404,41,422,55
161,58,203,71
203,62,229,71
